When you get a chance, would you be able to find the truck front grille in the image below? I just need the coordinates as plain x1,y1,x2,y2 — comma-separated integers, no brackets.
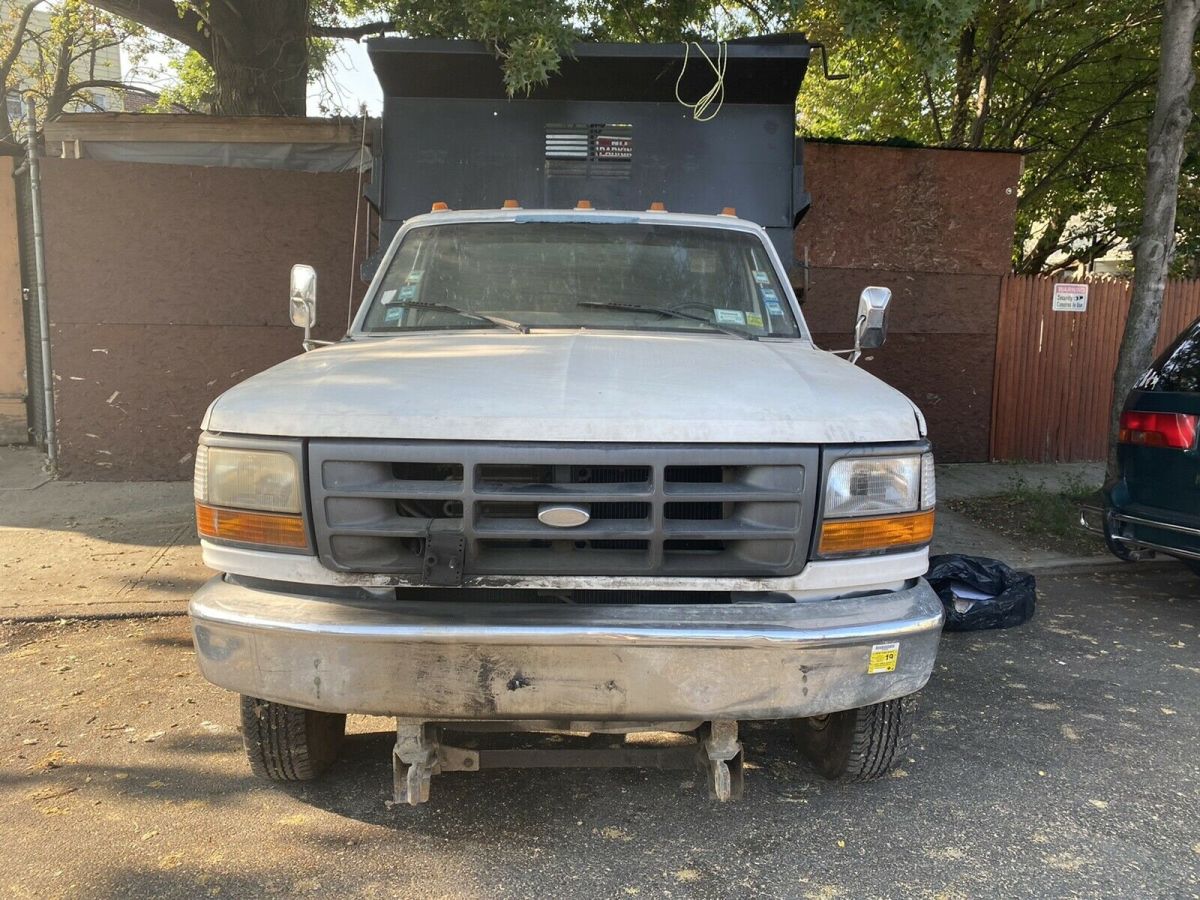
308,442,818,580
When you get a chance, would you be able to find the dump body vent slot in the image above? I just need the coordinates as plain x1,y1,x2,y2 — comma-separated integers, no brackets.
545,123,633,179
309,442,817,580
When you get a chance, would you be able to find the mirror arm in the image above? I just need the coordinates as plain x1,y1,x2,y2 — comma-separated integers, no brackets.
828,314,868,365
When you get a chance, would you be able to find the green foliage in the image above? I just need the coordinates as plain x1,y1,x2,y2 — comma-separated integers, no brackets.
382,0,579,94
0,0,147,133
151,48,214,111
795,0,1176,273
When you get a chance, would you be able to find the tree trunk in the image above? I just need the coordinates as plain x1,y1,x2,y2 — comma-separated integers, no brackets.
947,24,977,146
1017,210,1072,274
208,0,311,116
968,5,1009,148
1106,0,1200,482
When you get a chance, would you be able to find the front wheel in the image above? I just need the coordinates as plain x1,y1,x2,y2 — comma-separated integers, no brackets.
240,695,346,782
793,696,913,782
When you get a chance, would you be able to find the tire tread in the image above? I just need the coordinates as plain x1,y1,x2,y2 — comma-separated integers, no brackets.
793,695,913,782
239,695,345,782
841,697,909,782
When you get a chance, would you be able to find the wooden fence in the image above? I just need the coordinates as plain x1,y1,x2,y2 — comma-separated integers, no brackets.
990,275,1200,462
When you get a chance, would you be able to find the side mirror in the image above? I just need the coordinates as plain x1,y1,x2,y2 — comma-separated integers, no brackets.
854,286,891,352
289,264,318,350
289,264,317,329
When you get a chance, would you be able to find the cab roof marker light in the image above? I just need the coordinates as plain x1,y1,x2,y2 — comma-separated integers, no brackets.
502,199,521,209
720,206,736,217
575,199,593,210
430,201,450,212
648,201,666,212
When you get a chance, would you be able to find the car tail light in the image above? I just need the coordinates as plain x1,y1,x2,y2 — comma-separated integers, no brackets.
1118,411,1198,449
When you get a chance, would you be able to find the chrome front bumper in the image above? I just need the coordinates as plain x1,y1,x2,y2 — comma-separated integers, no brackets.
189,576,944,721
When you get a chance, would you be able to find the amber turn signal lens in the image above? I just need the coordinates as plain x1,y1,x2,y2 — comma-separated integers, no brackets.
818,510,935,557
196,502,309,550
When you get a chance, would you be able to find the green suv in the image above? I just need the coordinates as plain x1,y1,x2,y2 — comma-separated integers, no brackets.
1082,316,1200,573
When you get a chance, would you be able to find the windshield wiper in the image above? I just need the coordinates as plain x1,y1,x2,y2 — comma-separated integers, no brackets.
576,302,756,340
384,300,528,333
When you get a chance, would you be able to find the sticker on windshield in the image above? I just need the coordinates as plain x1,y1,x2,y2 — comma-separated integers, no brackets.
760,286,779,302
714,309,746,325
380,289,398,305
397,284,418,301
764,299,784,316
383,306,404,325
753,270,770,284
746,312,764,329
405,270,424,284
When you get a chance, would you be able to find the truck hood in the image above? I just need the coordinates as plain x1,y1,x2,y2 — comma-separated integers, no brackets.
202,331,923,444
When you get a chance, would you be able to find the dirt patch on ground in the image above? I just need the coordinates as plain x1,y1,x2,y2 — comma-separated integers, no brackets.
946,476,1106,558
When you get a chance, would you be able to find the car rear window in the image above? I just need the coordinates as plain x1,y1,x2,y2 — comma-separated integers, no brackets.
1136,316,1200,393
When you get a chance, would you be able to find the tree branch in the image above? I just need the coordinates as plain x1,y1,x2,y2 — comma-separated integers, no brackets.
84,0,210,59
311,19,396,40
922,71,945,144
0,2,43,85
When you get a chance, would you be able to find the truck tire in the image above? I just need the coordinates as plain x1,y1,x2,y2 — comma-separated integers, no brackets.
793,696,912,782
239,695,346,781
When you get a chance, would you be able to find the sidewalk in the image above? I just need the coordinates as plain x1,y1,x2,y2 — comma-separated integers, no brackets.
0,445,205,620
0,446,1139,621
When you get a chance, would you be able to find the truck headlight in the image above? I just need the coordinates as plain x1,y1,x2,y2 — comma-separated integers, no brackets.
817,452,935,557
193,442,309,551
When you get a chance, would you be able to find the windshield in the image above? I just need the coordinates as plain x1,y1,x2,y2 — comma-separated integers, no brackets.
360,222,803,339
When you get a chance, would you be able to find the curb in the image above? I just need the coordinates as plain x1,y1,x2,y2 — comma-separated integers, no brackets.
1018,555,1183,577
1,609,189,626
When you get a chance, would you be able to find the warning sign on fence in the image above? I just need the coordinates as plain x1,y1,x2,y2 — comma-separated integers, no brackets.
1052,282,1089,312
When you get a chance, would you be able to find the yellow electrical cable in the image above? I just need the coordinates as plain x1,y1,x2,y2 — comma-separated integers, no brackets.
675,41,727,122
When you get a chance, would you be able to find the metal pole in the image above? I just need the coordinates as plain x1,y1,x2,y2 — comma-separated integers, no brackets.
25,95,56,470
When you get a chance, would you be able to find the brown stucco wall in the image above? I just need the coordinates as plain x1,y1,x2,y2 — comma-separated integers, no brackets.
42,159,362,479
795,141,1022,462
0,156,28,444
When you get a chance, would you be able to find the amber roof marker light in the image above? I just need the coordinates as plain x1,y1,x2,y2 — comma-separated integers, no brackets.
720,206,737,217
430,201,450,212
648,201,666,212
502,199,521,209
575,199,593,210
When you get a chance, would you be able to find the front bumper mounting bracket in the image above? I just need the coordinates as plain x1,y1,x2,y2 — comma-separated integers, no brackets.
391,719,745,807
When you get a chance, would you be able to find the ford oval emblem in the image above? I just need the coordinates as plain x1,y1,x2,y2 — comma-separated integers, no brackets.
537,503,591,528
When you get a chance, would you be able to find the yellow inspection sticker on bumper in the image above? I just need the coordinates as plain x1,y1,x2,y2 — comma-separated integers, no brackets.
868,642,900,674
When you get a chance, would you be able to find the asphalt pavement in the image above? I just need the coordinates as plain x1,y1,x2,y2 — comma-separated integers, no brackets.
2,567,1197,899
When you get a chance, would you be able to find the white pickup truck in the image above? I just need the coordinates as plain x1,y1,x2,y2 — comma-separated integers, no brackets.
189,204,943,804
